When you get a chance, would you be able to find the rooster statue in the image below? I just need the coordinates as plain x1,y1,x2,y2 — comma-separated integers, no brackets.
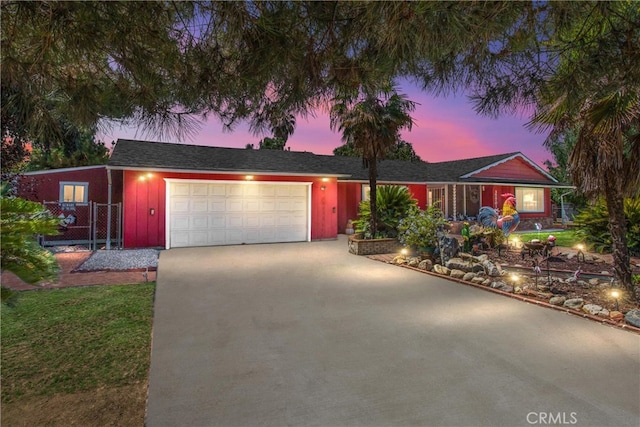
478,193,520,236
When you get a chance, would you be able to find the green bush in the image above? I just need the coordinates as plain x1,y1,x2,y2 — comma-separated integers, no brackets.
397,204,449,249
574,198,640,256
354,185,417,238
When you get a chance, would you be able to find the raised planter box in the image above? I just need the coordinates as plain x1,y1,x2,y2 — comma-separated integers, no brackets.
348,234,401,256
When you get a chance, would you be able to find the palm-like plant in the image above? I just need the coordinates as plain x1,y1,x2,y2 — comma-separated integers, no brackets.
330,86,416,238
531,86,639,296
0,183,60,287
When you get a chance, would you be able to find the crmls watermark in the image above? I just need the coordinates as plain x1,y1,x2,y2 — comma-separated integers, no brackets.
526,412,578,425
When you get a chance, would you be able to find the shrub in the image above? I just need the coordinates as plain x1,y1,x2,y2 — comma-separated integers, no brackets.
354,185,417,238
397,204,449,249
573,197,640,256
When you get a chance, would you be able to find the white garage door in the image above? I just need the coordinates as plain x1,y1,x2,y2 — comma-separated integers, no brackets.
167,180,310,248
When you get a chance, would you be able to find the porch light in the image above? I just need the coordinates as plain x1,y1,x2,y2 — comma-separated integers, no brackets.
245,175,254,180
322,177,329,182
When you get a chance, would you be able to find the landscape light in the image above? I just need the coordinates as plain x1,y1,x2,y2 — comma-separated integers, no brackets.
400,248,408,257
610,289,620,311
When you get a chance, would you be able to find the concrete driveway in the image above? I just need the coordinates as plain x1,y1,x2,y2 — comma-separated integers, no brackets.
146,237,639,426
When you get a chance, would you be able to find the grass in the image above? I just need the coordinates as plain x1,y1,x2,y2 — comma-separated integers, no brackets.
1,283,155,403
511,229,581,248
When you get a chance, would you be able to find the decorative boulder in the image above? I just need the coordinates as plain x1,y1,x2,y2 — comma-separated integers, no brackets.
445,258,472,272
433,264,451,276
450,269,466,279
549,296,566,306
391,256,407,265
407,257,421,267
609,311,624,321
437,234,460,264
482,260,501,277
418,259,433,271
463,272,477,281
582,304,603,316
563,298,584,310
588,278,600,286
624,309,640,328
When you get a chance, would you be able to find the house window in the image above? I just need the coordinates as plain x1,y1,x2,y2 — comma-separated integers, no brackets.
60,182,88,204
515,187,544,213
362,184,408,201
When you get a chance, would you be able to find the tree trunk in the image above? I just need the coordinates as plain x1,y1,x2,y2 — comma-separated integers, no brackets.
604,189,634,299
368,157,378,239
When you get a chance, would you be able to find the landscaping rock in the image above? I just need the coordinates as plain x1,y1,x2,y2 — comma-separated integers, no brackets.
482,260,501,277
463,272,477,281
610,311,625,321
418,259,433,271
433,264,450,275
624,309,640,328
597,308,610,317
588,278,600,286
537,284,550,292
490,281,513,293
471,264,485,274
391,256,407,265
563,298,584,310
549,296,566,306
438,234,460,263
600,270,610,275
582,304,603,316
407,257,421,267
482,279,492,286
471,276,486,284
446,258,472,272
449,269,466,279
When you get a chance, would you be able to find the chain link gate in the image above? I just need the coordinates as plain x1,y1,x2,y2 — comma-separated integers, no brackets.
40,201,122,249
92,203,123,250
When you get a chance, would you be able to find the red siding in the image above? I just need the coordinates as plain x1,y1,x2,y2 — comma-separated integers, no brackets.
337,182,361,233
18,166,117,204
472,157,547,181
123,170,339,248
407,184,427,209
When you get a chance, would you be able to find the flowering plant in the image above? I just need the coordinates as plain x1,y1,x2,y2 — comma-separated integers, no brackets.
397,205,449,249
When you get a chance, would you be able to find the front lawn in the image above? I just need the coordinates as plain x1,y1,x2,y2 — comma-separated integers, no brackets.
1,283,155,425
512,229,580,248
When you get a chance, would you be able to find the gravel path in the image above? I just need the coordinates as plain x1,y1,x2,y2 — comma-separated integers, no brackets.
76,249,159,271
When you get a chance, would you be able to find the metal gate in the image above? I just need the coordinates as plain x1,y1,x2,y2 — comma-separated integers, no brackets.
41,201,122,249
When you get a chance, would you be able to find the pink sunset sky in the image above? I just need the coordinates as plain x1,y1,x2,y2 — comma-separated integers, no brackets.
101,81,553,168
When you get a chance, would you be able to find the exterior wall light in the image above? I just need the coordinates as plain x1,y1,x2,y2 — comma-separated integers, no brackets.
245,175,254,180
322,177,329,182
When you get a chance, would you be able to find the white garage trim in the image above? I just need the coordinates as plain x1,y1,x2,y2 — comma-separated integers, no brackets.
164,179,312,249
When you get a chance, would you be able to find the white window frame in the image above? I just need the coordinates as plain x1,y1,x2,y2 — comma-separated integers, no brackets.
59,182,89,204
361,184,408,201
515,187,544,213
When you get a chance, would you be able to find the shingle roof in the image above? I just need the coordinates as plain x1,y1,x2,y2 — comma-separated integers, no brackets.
108,139,560,185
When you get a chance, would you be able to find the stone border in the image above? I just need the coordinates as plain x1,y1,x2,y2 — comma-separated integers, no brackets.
381,260,640,335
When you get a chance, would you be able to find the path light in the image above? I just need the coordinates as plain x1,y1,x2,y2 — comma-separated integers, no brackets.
510,273,520,287
610,289,620,311
400,248,409,258
511,236,520,249
575,243,585,263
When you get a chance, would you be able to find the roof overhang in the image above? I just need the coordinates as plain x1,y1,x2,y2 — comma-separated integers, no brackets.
20,165,106,176
427,180,574,189
106,165,351,178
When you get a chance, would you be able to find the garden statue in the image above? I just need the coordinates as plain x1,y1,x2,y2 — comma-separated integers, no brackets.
461,221,471,253
478,193,520,237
